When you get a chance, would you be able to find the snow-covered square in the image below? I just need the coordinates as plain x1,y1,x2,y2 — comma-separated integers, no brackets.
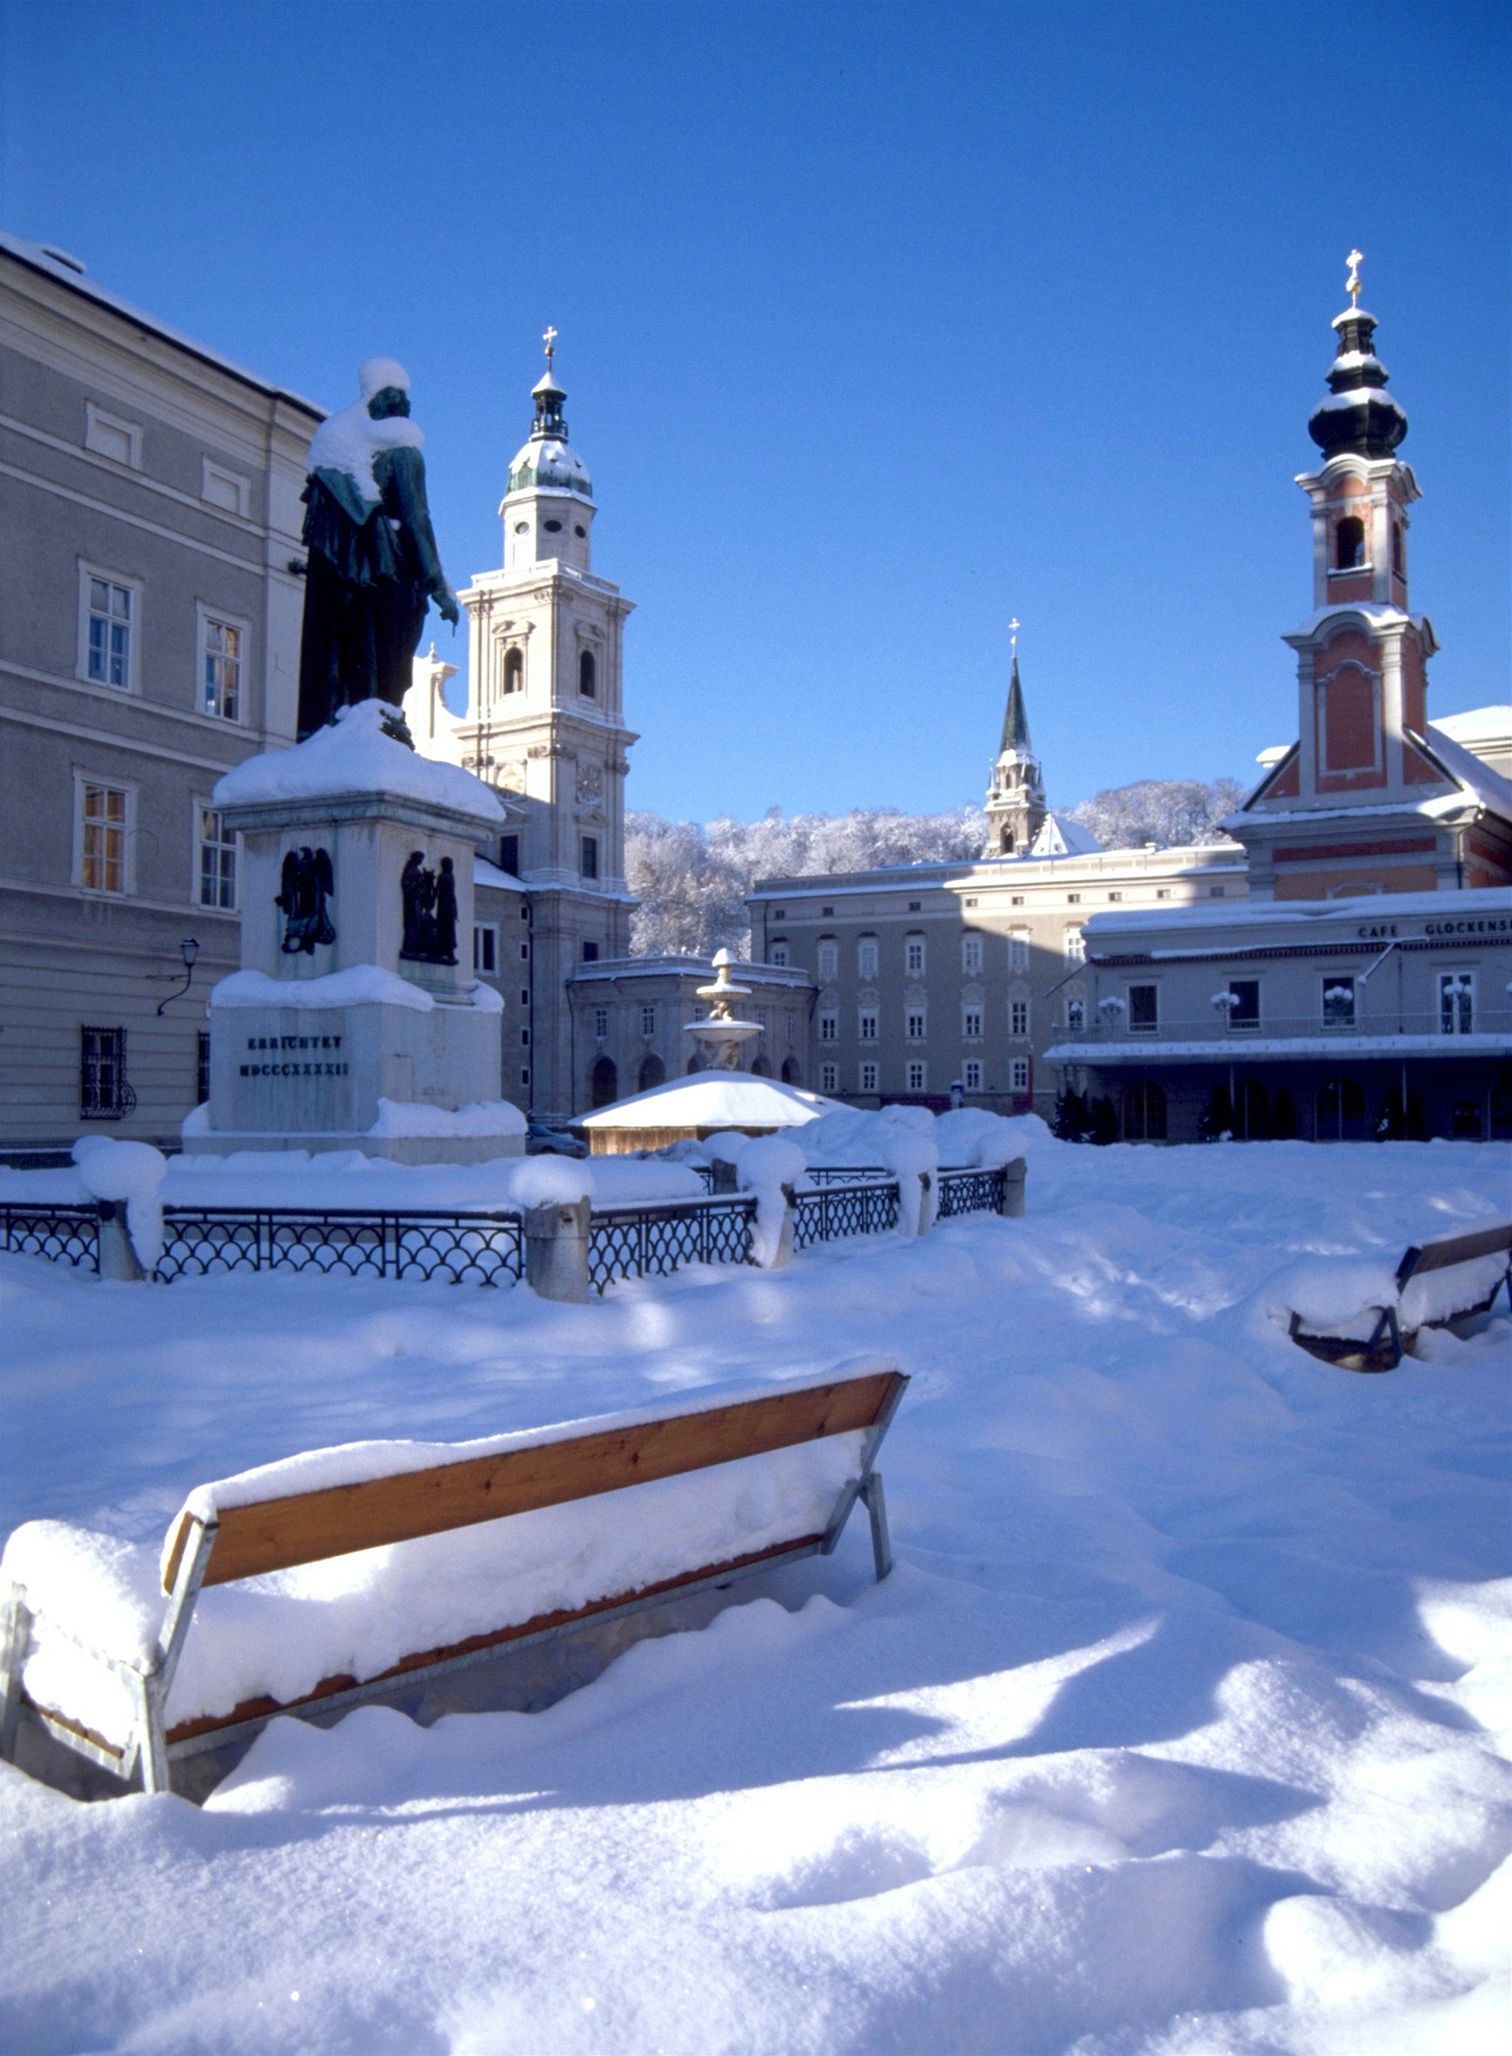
1,1129,1508,2054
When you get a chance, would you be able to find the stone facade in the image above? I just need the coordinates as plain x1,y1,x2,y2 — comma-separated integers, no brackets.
569,956,813,1111
0,236,320,1153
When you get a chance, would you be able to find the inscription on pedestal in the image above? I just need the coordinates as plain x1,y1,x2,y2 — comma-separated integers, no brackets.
239,1033,349,1079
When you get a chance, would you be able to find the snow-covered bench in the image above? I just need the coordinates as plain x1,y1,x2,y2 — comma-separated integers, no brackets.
1286,1223,1512,1372
0,1364,907,1798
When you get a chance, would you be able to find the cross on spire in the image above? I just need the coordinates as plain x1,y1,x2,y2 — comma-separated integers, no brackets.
1009,615,1021,652
542,324,559,365
1345,249,1364,306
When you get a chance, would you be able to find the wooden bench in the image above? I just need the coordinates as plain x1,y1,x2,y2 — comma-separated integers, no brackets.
0,1365,907,1798
1288,1222,1512,1373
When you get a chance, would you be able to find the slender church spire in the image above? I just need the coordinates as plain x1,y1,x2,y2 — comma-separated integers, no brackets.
984,620,1046,856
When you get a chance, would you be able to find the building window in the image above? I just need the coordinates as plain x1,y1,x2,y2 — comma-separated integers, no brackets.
1009,930,1030,974
521,1068,531,1087
821,905,834,917
963,1007,982,1040
201,459,250,515
859,1060,878,1093
818,1010,838,1042
1009,998,1029,1038
503,647,524,694
641,1005,656,1037
1128,983,1158,1033
196,805,237,910
821,1061,839,1093
907,901,921,913
906,1060,926,1093
769,940,789,966
1067,892,1081,905
520,940,531,960
858,1006,878,1042
473,924,499,975
905,934,925,976
1156,888,1171,900
1209,885,1226,898
84,402,142,468
521,990,530,1006
1064,928,1085,964
580,835,599,881
1066,997,1086,1033
963,1059,983,1091
196,1030,211,1107
579,648,597,698
500,833,520,874
905,1007,926,1041
77,779,130,894
1439,973,1474,1035
521,1027,530,1047
1123,1081,1168,1142
1392,520,1405,578
80,1026,130,1119
1010,1057,1030,1093
1010,894,1024,907
961,934,983,975
594,1007,609,1039
1226,978,1260,1031
857,936,878,978
581,940,599,962
198,609,244,721
1335,514,1366,570
81,571,135,690
1107,891,1122,903
1321,976,1355,1027
817,938,838,981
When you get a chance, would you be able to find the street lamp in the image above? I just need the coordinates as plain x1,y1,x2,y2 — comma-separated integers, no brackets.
156,935,202,1015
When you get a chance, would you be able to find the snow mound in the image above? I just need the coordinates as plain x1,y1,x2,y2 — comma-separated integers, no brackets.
734,1136,808,1267
213,700,502,822
366,1099,525,1140
507,1157,593,1210
212,966,435,1012
71,1137,166,1271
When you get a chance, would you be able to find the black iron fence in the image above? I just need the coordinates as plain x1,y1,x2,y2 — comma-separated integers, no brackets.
152,1206,526,1287
3,1162,1011,1292
0,1201,101,1272
587,1194,757,1294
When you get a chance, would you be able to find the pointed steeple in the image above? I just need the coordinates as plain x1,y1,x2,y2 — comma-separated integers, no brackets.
998,648,1032,756
984,621,1046,857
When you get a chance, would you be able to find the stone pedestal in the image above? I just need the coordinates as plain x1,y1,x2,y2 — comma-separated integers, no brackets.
188,722,519,1164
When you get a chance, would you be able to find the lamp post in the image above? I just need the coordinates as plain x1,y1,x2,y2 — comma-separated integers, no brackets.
156,935,201,1015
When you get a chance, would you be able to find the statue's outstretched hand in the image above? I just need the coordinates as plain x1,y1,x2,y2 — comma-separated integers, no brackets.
437,589,461,628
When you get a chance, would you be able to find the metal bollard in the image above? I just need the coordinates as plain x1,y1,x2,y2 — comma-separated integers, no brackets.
999,1159,1027,1219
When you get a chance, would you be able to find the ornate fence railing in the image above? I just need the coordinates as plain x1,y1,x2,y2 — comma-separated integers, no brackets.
0,1201,101,1272
153,1206,526,1287
801,1165,888,1188
936,1165,1009,1217
586,1194,757,1294
791,1178,901,1251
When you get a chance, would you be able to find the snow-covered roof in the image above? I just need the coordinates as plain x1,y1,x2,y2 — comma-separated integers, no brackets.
506,434,592,498
0,231,322,415
1030,811,1104,858
1046,1032,1512,1067
1284,601,1431,640
474,857,525,892
215,700,504,823
1433,704,1511,748
1085,884,1512,942
577,1072,847,1132
1418,722,1512,821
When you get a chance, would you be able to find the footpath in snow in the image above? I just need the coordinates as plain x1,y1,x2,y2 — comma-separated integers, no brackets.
1,1133,1509,2055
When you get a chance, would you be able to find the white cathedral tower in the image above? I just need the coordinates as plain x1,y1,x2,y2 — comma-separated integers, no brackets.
442,336,638,1122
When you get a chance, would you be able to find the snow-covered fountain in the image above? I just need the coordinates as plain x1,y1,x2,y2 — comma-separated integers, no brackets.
683,949,762,1071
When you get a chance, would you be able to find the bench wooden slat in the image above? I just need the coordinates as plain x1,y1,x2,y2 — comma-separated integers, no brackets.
165,1371,903,1592
162,1530,825,1747
1397,1222,1512,1285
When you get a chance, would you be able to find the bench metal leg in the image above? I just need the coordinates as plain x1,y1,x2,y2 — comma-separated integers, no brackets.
0,1585,32,1764
860,1472,892,1581
131,1671,171,1795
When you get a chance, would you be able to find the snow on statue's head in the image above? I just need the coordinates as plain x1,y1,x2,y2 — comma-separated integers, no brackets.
359,357,411,405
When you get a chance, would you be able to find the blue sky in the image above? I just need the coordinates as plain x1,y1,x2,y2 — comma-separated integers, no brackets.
4,1,1507,820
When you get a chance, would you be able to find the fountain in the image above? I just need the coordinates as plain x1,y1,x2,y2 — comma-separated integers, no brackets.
684,949,762,1070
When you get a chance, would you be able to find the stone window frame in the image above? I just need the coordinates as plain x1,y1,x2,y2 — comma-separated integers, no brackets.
193,797,239,913
962,1005,983,1041
961,934,984,975
641,1004,656,1038
857,1006,878,1043
906,1059,927,1093
84,401,142,470
1317,659,1383,777
816,937,839,982
1127,982,1159,1034
473,923,500,976
768,939,789,967
201,458,251,517
73,769,136,896
1008,930,1030,974
196,601,250,723
77,561,141,695
962,1058,983,1092
859,1060,878,1093
1010,1057,1030,1093
904,932,926,977
905,1006,927,1042
818,1009,839,1042
820,1060,839,1093
1009,997,1030,1039
856,935,879,979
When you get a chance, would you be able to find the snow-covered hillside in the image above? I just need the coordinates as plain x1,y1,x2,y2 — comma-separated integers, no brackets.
1,1137,1508,2054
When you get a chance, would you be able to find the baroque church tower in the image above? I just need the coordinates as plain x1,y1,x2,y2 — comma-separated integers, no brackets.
453,337,638,1121
984,625,1047,855
1234,255,1507,898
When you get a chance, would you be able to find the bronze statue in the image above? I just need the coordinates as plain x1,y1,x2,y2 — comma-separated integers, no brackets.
277,846,335,953
399,850,459,966
296,359,459,742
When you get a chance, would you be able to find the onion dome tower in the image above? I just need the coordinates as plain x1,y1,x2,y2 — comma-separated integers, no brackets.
985,621,1047,855
500,327,596,574
1307,257,1408,463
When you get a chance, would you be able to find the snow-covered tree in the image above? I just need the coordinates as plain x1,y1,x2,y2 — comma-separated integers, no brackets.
1063,777,1247,851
